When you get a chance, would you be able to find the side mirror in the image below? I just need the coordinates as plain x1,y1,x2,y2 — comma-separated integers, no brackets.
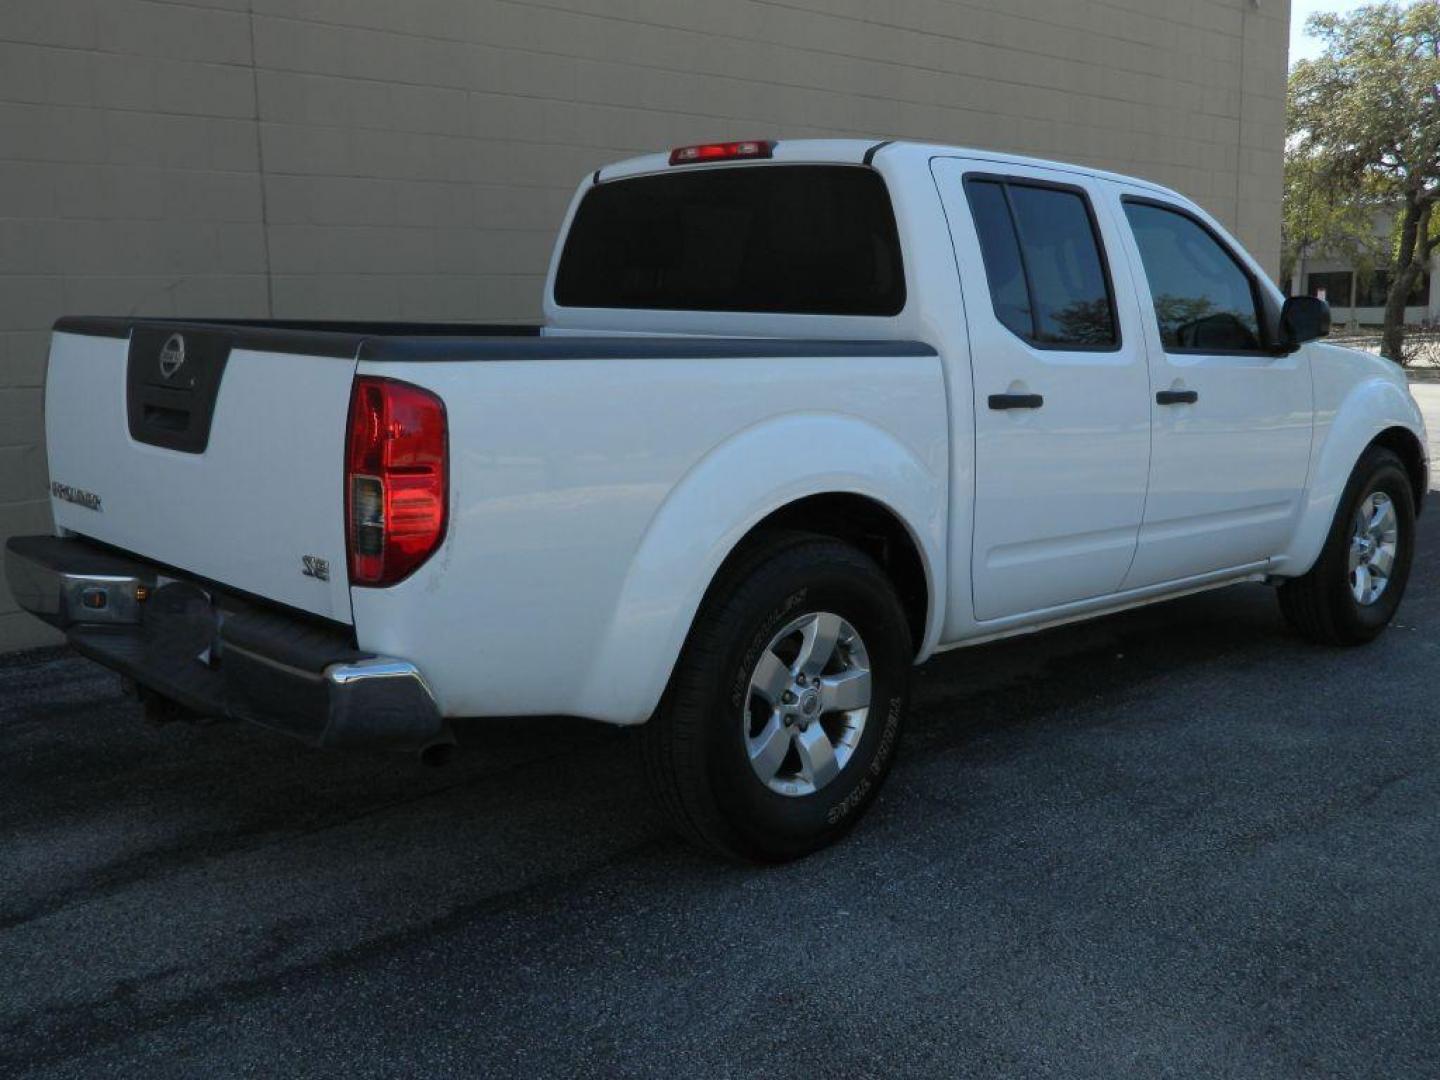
1279,295,1331,351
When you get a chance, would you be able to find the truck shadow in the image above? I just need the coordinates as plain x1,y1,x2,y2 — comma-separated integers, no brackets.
906,579,1289,747
905,486,1436,759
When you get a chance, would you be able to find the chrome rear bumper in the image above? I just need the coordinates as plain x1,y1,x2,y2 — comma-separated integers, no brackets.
5,534,155,628
4,535,448,752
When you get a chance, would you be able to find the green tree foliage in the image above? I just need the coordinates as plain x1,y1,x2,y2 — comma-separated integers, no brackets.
1281,148,1384,292
1288,1,1440,362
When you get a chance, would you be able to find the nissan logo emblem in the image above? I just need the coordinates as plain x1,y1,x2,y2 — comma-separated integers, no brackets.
158,333,186,379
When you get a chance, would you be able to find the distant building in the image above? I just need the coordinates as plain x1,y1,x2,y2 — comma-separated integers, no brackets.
1289,209,1437,327
1302,268,1433,326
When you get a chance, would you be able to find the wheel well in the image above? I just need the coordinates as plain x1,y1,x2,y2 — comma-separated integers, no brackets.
738,493,930,652
1372,426,1428,515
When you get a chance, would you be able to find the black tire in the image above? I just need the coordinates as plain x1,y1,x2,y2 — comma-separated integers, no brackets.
1278,446,1416,645
640,531,913,862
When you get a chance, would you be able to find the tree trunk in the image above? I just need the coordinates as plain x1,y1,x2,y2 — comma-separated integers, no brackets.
1383,198,1428,364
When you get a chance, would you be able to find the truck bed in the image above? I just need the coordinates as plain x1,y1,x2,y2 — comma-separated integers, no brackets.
46,316,938,634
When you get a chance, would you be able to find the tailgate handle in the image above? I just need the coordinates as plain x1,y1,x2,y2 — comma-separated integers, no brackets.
126,325,232,454
143,404,191,431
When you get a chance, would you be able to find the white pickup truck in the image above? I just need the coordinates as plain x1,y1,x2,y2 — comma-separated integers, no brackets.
7,139,1428,860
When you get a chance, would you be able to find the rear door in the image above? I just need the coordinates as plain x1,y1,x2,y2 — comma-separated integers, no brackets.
1111,193,1313,587
934,160,1152,621
45,321,358,622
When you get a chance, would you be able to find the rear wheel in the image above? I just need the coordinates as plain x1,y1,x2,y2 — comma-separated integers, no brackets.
1278,446,1416,645
640,532,913,861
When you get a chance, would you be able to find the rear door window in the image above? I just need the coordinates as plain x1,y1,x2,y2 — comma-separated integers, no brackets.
554,165,905,315
964,177,1119,349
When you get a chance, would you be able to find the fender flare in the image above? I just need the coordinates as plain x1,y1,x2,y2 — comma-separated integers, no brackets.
1279,376,1426,576
575,413,947,725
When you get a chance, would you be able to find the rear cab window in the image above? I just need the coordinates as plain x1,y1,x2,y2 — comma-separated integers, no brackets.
963,175,1120,350
554,165,905,316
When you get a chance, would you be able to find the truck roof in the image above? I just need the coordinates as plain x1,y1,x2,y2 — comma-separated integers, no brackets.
593,138,1184,203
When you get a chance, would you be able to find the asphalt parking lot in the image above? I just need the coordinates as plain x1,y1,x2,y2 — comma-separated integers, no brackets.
6,392,1440,1079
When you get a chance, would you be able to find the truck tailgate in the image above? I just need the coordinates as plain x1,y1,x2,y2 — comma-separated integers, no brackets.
44,322,358,624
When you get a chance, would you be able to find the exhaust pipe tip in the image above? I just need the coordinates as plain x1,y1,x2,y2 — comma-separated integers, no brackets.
141,689,196,727
419,740,456,768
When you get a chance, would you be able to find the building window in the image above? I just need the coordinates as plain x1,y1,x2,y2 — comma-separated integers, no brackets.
1353,270,1430,308
1307,271,1353,308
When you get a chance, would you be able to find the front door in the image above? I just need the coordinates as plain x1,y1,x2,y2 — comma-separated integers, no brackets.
1112,192,1313,588
934,159,1153,621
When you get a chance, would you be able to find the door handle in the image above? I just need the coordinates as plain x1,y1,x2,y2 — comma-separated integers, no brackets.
1156,389,1198,405
988,393,1044,410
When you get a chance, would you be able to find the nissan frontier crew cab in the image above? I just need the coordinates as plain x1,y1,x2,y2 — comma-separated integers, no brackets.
6,139,1427,861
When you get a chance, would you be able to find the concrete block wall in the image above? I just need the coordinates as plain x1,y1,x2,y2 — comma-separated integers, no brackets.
0,0,1289,651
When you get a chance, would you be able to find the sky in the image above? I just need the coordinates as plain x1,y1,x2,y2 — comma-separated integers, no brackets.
1289,0,1405,65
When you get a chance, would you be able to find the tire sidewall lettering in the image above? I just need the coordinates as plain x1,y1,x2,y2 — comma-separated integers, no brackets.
869,695,904,778
728,586,808,713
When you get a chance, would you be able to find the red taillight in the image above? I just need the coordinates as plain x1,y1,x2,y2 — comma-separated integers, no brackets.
344,377,448,587
669,140,774,166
